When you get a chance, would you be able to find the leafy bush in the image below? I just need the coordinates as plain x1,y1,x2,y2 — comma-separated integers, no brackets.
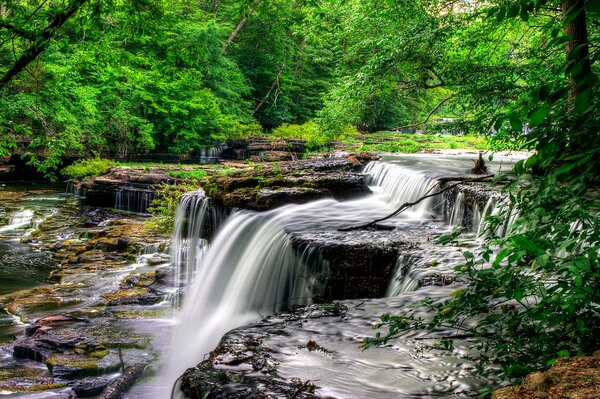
147,182,201,234
365,150,600,381
272,121,359,151
61,158,116,179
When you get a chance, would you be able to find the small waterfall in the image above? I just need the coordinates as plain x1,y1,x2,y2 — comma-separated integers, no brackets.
114,188,156,214
0,209,35,233
363,162,441,218
386,254,420,296
65,181,83,196
170,190,220,310
472,203,481,232
196,144,227,164
449,192,465,226
476,198,519,238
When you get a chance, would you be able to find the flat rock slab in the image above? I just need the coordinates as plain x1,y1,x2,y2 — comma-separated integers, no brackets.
209,157,373,211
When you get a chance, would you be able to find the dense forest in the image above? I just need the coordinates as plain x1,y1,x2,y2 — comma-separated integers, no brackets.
1,0,599,388
2,1,596,172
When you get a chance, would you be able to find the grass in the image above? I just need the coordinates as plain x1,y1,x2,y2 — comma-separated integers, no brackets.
342,132,488,153
167,169,208,180
61,158,116,179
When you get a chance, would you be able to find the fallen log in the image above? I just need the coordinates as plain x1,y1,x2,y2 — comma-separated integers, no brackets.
98,363,146,399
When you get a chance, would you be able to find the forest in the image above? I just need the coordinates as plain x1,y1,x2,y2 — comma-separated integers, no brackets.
0,0,599,397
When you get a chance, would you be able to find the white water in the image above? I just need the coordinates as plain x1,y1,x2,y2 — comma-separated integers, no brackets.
158,154,525,397
115,188,156,214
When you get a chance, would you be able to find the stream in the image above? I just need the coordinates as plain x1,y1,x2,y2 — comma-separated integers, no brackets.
0,152,523,398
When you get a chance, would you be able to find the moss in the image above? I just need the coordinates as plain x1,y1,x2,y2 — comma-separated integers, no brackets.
46,354,100,374
89,349,110,359
19,383,67,392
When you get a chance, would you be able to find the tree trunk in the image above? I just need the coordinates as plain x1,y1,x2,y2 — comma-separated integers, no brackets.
222,0,263,53
562,0,591,101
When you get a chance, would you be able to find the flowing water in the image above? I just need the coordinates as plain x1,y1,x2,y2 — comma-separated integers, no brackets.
147,152,524,398
0,153,524,398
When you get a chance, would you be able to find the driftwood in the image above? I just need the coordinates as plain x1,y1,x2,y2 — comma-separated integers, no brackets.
471,151,489,175
338,174,494,231
98,363,147,399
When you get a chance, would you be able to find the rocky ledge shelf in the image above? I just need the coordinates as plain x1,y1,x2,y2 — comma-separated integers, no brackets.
206,154,378,210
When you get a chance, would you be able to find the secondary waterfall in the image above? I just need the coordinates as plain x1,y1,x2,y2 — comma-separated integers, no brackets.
114,187,156,214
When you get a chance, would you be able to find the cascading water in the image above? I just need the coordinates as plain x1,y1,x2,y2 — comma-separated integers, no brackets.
159,160,451,395
170,190,225,309
196,144,227,164
115,188,156,214
158,154,524,398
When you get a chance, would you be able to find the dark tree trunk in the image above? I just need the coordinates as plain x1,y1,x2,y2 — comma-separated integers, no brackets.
562,0,592,101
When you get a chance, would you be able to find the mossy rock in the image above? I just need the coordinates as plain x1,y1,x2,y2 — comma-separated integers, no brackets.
46,353,120,379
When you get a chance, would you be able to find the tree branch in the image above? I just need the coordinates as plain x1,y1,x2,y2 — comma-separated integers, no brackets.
253,63,285,114
222,0,262,54
338,174,494,231
0,0,89,88
394,94,456,130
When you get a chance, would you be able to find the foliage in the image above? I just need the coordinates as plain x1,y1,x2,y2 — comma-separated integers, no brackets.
167,169,208,181
364,0,600,383
271,121,357,151
60,157,116,179
147,182,201,234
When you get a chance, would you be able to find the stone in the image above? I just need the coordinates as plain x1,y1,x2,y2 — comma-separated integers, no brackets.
72,377,110,397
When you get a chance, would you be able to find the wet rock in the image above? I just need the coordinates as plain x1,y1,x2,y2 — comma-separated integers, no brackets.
46,353,120,379
72,377,110,397
0,284,85,321
104,287,163,306
13,325,99,363
180,304,341,398
223,137,306,160
208,157,371,211
289,229,418,299
0,367,62,394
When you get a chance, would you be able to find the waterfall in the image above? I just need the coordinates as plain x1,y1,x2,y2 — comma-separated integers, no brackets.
449,192,465,226
163,208,325,395
197,144,227,164
162,159,510,395
163,161,452,384
0,209,35,233
386,254,420,296
170,190,221,310
363,161,441,219
114,188,156,214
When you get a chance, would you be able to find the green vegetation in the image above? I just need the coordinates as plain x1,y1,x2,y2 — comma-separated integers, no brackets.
61,158,116,179
348,133,487,153
167,170,208,181
359,0,600,385
147,182,201,234
1,0,598,388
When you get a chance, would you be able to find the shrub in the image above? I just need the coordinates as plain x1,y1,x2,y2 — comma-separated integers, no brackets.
147,182,201,234
61,158,116,179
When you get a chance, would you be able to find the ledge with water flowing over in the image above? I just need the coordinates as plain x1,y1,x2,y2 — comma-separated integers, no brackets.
205,156,377,210
165,152,527,399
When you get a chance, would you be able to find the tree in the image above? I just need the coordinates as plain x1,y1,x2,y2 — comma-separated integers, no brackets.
364,0,599,382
